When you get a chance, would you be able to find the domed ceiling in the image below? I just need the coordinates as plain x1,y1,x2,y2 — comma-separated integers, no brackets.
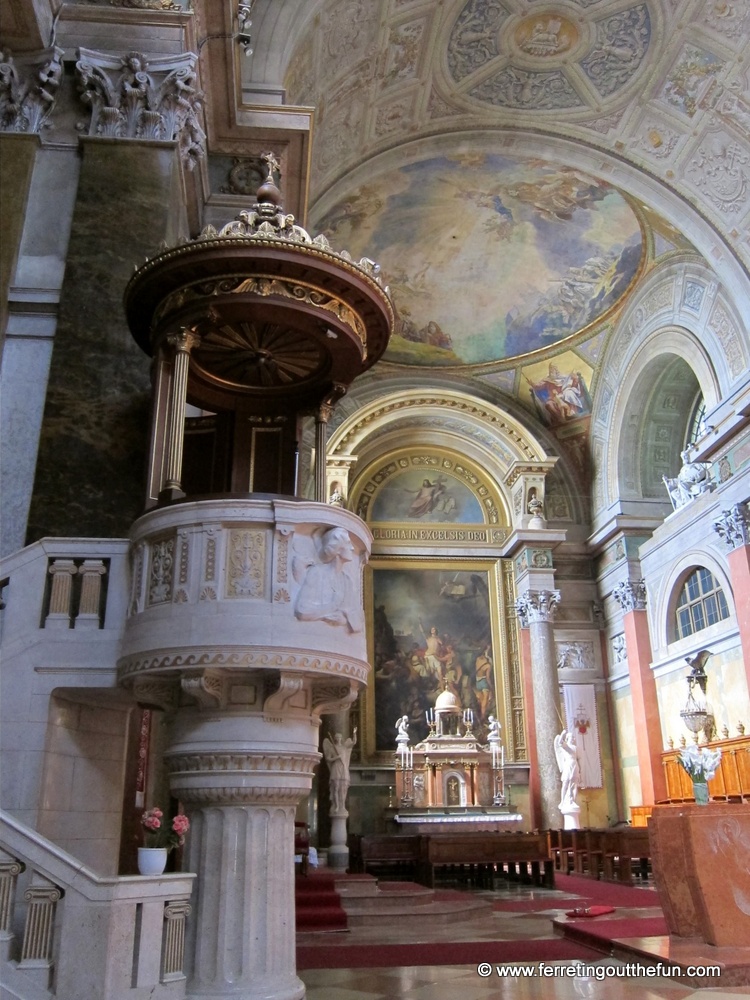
312,143,644,366
275,0,747,287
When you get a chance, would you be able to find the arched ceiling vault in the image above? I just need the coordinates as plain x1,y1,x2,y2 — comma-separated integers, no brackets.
246,0,749,284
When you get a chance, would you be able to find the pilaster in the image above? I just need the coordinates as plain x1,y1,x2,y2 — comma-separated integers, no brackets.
612,580,667,805
26,135,185,543
713,504,750,695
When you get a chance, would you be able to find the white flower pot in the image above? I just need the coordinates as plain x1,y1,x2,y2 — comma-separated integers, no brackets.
138,847,168,875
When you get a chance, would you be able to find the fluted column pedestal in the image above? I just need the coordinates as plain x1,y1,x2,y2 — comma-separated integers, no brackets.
516,590,561,829
166,708,320,1000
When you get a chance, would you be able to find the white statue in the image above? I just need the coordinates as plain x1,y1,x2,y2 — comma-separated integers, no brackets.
323,728,357,813
664,449,714,510
487,715,501,742
396,715,410,745
554,729,582,829
293,527,363,632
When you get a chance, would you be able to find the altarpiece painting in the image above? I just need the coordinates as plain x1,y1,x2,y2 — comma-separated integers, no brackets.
364,561,506,759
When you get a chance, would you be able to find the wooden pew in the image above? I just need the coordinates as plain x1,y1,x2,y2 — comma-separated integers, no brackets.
601,827,650,884
417,832,554,889
549,829,575,873
360,834,420,880
573,828,606,879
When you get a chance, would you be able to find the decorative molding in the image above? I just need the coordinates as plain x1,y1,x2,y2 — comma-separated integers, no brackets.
713,504,750,549
148,537,174,605
612,579,647,612
166,751,319,775
227,528,266,599
181,669,225,710
117,648,370,685
311,680,358,718
514,589,561,624
131,676,180,711
75,49,206,168
154,274,368,351
263,673,308,720
0,47,63,133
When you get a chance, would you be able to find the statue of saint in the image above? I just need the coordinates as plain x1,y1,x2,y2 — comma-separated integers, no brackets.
554,729,581,811
396,715,410,744
323,729,357,814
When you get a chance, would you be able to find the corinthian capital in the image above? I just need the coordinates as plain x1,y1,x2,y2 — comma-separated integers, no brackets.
515,589,561,624
713,504,750,549
612,580,647,613
75,49,206,168
0,47,64,133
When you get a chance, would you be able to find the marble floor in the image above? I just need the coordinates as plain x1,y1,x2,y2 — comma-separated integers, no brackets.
298,881,750,1000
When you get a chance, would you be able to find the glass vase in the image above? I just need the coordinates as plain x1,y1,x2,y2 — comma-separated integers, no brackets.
692,780,709,806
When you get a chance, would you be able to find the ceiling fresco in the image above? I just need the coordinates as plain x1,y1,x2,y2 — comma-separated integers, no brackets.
278,0,748,274
313,150,644,367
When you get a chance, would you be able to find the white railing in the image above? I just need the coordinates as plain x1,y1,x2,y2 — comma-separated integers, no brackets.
0,811,195,1000
0,537,130,645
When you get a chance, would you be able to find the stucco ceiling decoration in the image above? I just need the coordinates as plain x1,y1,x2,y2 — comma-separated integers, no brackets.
279,0,747,275
446,0,652,112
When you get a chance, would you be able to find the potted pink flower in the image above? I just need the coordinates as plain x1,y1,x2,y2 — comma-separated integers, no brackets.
138,807,190,874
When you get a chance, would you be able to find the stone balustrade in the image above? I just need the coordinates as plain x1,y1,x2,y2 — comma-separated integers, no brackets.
0,810,195,1000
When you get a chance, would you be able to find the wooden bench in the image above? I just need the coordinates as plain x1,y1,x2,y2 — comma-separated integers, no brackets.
360,835,420,880
601,827,650,884
417,832,554,889
573,828,606,878
548,829,575,873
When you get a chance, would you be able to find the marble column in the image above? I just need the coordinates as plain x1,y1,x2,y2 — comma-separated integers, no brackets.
514,590,561,829
27,137,184,543
517,621,542,829
714,504,750,694
613,580,667,804
167,703,317,1000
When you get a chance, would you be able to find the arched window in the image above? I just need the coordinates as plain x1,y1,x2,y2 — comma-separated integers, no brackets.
684,392,706,449
675,567,730,639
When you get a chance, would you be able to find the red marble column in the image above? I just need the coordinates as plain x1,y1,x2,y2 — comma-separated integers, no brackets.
714,504,750,694
518,625,542,830
615,581,667,805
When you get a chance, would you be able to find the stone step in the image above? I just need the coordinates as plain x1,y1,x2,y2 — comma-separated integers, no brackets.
338,882,435,911
342,892,493,927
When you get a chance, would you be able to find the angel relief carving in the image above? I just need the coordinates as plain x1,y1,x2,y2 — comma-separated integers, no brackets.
292,527,364,632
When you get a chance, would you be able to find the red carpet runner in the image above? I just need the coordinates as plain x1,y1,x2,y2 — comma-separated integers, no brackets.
295,873,348,932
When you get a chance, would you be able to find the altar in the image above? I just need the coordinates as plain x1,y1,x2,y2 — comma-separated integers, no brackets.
393,686,523,830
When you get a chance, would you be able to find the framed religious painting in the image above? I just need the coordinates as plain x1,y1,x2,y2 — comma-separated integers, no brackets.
361,558,511,764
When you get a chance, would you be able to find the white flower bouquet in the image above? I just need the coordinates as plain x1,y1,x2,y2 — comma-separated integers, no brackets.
677,744,722,783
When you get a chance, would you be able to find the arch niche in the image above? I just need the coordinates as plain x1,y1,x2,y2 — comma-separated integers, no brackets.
325,388,561,768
